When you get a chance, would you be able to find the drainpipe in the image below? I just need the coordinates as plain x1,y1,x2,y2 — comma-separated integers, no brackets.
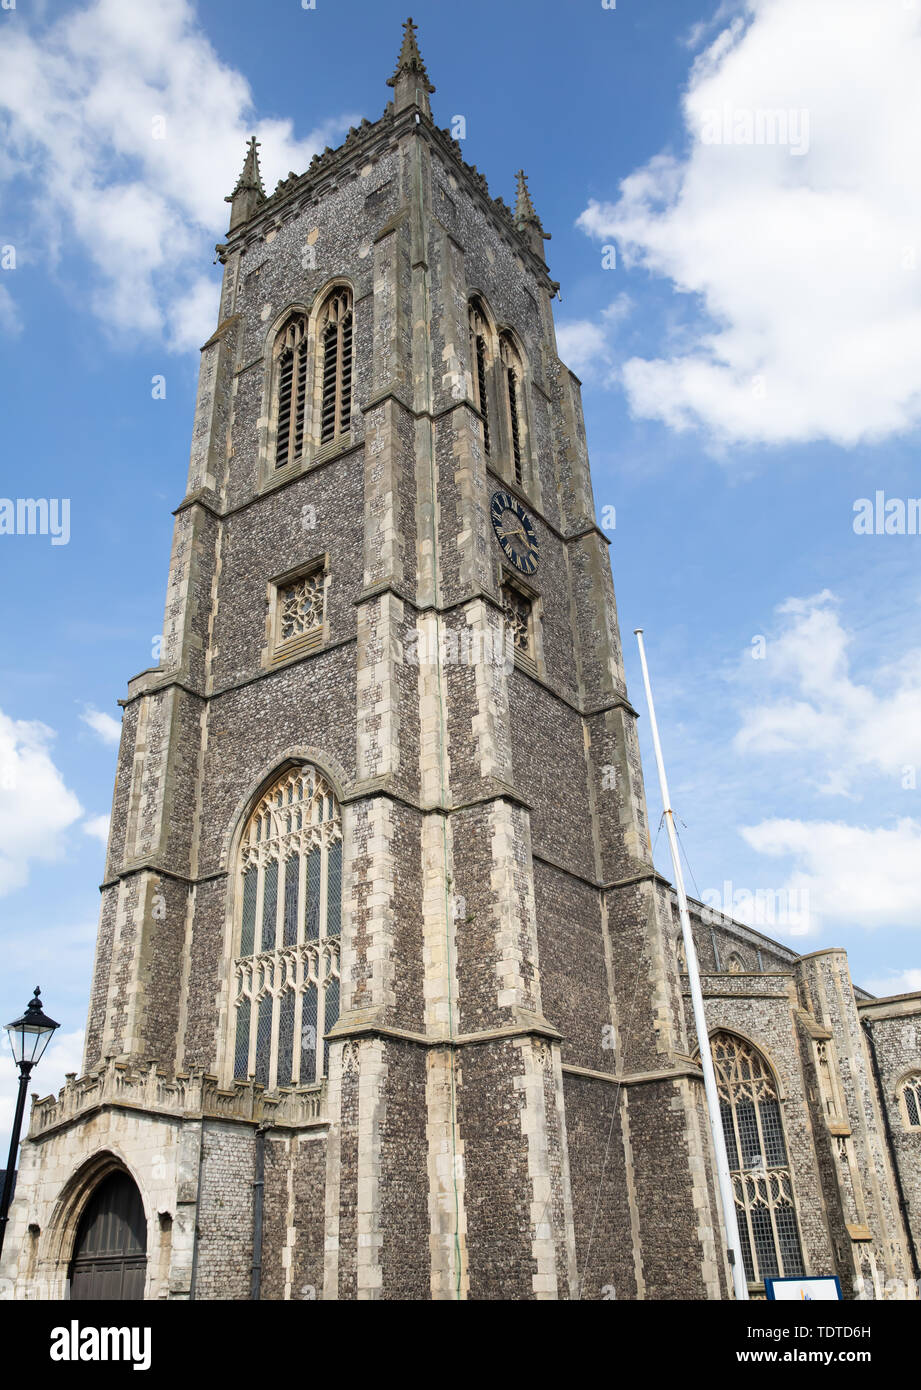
188,1123,205,1301
250,1123,270,1300
861,1018,921,1282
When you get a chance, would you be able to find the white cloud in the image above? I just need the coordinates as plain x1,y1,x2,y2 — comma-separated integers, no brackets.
0,711,83,895
740,817,921,933
82,814,110,845
0,1029,85,1146
575,0,921,447
0,0,358,350
863,968,921,999
556,296,632,379
556,320,610,377
80,706,121,746
733,591,921,794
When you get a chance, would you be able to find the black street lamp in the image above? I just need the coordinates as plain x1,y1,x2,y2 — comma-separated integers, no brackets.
0,988,59,1261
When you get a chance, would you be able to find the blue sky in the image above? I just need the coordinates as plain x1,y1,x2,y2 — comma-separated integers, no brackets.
1,0,920,1129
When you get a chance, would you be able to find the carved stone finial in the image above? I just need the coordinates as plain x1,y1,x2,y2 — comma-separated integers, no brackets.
514,170,551,261
387,17,435,116
225,136,266,231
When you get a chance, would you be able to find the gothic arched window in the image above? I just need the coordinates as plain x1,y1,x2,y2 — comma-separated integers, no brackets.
899,1073,921,1130
318,288,353,445
274,314,309,468
711,1032,805,1286
469,299,491,456
499,334,526,486
232,766,342,1090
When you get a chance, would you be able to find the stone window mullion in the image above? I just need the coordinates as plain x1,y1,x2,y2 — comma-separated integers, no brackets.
253,855,266,957
246,986,258,1082
268,978,280,1091
319,837,329,940
292,953,305,1086
297,846,308,947
274,854,284,953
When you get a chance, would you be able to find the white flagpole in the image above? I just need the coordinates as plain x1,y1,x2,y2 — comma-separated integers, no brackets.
633,628,749,1301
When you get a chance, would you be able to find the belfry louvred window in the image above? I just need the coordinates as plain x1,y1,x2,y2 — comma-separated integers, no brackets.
274,314,309,468
233,766,342,1089
319,288,353,445
710,1033,805,1286
500,335,525,485
469,300,491,456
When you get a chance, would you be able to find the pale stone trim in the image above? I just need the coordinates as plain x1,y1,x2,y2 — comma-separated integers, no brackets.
355,1038,386,1298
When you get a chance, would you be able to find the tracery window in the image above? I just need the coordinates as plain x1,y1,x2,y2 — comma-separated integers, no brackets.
499,334,526,486
319,288,353,445
469,300,491,456
274,314,309,468
232,766,342,1090
501,582,533,659
899,1073,921,1130
271,564,327,662
711,1032,805,1285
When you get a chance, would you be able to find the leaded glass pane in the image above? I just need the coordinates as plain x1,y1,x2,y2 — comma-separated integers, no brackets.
261,859,278,952
306,848,321,940
240,868,257,957
277,990,295,1088
301,983,318,1086
234,998,251,1080
750,1206,778,1281
255,995,273,1088
736,1099,761,1167
905,1082,921,1128
327,841,342,937
283,854,298,946
720,1099,739,1170
324,976,340,1077
736,1208,755,1283
760,1097,788,1167
775,1203,804,1276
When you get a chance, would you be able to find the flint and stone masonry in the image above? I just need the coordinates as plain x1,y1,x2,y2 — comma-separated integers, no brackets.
2,21,919,1301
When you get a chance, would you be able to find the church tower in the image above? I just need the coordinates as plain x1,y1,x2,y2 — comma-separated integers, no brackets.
1,19,733,1300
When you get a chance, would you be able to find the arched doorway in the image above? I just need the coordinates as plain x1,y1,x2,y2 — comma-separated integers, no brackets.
69,1170,147,1300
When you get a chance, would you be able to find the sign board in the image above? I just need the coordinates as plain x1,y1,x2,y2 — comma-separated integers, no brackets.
765,1276,843,1301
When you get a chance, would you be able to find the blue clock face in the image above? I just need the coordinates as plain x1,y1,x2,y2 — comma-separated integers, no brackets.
490,490,539,575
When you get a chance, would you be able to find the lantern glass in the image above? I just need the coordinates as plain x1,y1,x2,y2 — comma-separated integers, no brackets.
5,989,59,1068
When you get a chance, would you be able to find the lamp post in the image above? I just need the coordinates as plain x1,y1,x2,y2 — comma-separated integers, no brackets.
0,988,59,1261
